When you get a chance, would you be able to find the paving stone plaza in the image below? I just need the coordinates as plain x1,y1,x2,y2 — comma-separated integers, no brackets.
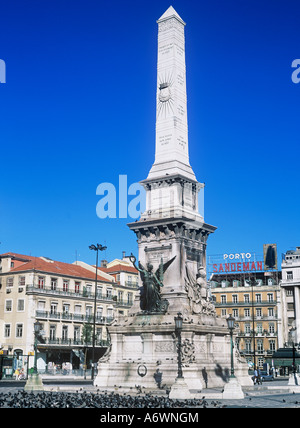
1,378,300,408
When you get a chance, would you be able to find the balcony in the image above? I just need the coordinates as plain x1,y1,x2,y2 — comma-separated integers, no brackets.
36,310,114,325
37,337,110,348
26,284,115,302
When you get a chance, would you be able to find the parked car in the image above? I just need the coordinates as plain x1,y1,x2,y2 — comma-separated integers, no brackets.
260,371,274,381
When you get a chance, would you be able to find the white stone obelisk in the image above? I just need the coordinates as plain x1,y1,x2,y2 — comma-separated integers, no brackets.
148,6,195,181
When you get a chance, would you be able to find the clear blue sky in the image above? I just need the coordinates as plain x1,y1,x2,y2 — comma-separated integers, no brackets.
0,0,300,266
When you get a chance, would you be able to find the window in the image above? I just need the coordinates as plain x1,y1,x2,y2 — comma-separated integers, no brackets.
221,308,227,317
269,340,276,351
268,307,274,318
245,323,251,334
96,328,102,342
232,294,238,303
4,324,11,337
106,288,112,299
38,276,45,289
96,286,102,298
256,323,263,334
256,308,262,318
221,295,227,304
49,325,56,341
233,308,239,318
50,302,58,314
74,326,80,342
267,293,274,303
256,294,262,303
107,308,113,320
7,277,14,287
5,300,12,312
269,323,275,334
63,304,70,314
51,278,57,291
127,292,133,305
96,306,103,319
86,305,92,318
63,280,69,292
62,326,68,341
17,299,25,311
75,281,80,294
74,305,81,314
244,294,250,303
287,271,293,280
245,340,251,352
244,308,250,318
257,339,264,353
19,276,25,286
16,324,23,337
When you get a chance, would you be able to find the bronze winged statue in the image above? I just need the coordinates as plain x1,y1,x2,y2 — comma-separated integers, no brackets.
129,253,176,313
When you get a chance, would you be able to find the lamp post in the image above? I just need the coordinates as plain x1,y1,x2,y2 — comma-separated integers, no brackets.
89,243,107,380
169,312,191,399
24,320,44,391
174,312,183,379
226,314,235,378
33,320,42,374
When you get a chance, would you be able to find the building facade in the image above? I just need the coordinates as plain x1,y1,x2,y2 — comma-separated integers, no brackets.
0,252,138,378
209,257,282,369
280,247,300,345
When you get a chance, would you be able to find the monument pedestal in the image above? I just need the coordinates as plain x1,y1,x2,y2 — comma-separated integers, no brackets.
169,377,191,400
288,373,300,386
24,374,44,392
94,312,251,393
222,376,244,399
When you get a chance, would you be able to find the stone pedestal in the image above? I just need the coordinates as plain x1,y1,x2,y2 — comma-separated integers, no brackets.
288,373,300,386
169,377,191,400
222,376,244,399
24,374,44,392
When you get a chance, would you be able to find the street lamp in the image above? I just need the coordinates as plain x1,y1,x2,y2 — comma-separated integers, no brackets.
89,243,107,380
24,320,44,391
174,312,183,379
226,314,235,378
33,320,42,374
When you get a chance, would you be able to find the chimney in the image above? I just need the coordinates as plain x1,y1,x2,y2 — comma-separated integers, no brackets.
122,251,126,260
101,260,107,268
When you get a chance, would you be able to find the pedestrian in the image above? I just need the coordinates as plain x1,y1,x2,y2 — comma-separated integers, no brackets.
253,367,258,384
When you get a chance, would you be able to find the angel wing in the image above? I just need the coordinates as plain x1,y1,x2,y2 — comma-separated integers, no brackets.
138,261,147,283
155,255,176,282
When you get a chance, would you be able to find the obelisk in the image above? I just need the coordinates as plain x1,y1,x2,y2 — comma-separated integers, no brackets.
148,6,195,182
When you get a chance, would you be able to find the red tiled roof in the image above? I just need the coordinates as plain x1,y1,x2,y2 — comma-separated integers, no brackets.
99,264,138,274
0,252,110,282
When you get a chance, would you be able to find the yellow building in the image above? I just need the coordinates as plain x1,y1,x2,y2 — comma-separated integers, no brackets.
0,252,138,378
210,271,282,369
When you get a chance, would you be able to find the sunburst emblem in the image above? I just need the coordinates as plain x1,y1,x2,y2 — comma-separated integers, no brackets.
157,72,174,118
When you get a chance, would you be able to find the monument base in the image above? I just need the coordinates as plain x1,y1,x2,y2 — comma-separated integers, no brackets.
169,377,191,400
94,312,252,393
288,373,300,386
222,376,244,399
24,373,44,392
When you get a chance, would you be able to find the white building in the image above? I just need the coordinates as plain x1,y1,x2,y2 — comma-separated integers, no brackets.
280,247,300,345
